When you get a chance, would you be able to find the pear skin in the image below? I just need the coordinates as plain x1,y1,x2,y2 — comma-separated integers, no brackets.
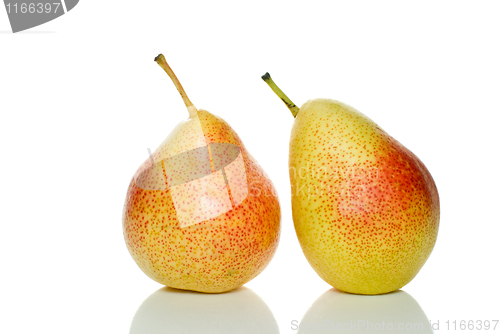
263,74,439,295
122,56,281,293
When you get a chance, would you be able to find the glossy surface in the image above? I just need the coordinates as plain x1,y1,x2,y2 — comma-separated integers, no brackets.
298,289,433,333
290,99,439,294
130,286,279,334
2,2,499,333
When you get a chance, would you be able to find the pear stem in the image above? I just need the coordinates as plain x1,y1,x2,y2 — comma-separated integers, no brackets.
261,72,300,117
154,54,197,117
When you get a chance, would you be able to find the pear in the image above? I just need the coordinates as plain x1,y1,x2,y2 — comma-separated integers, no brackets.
122,55,281,293
262,73,439,295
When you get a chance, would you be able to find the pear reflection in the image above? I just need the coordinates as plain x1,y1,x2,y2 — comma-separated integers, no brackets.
297,289,432,333
130,286,279,334
135,143,248,227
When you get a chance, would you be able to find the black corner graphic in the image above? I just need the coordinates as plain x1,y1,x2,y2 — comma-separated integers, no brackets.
3,0,79,33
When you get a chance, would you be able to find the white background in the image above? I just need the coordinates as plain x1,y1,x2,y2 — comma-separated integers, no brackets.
1,1,500,333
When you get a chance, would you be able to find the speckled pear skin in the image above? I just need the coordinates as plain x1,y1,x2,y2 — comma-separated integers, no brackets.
123,109,281,293
289,99,439,295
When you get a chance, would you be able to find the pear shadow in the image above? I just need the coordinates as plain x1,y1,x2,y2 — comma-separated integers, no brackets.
297,289,433,333
334,286,402,296
130,286,279,334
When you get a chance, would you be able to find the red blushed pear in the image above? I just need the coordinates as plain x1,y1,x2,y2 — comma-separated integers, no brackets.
262,73,439,295
122,55,281,293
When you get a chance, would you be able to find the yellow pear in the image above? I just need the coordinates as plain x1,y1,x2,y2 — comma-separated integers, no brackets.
262,73,439,295
122,56,281,293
